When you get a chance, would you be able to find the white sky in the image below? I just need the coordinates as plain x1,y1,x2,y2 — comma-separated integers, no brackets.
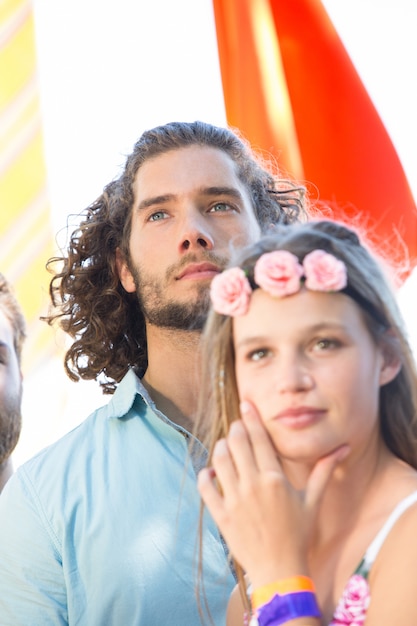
13,0,417,466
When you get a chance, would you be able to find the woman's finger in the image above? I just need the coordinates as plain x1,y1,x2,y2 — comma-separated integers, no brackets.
197,467,225,525
305,444,350,512
239,400,282,473
223,419,260,484
210,438,239,495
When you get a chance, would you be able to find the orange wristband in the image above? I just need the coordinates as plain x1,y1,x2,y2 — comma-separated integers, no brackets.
251,575,316,610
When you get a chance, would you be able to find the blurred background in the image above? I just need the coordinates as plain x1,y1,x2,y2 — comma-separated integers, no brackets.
1,0,416,467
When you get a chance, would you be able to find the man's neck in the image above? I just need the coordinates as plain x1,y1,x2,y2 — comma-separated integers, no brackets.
142,324,202,434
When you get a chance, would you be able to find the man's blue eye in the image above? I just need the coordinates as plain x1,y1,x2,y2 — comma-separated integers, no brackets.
210,203,230,212
149,211,167,222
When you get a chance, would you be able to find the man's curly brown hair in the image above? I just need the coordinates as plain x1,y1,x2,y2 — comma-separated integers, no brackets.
44,121,306,393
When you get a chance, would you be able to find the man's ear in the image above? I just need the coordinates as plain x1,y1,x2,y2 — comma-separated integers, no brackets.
115,248,136,293
379,331,402,387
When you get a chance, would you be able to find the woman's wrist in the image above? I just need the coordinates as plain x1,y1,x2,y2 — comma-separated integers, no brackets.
248,555,309,591
249,575,321,626
251,575,316,610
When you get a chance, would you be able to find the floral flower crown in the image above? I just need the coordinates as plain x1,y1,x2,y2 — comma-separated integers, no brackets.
210,249,348,317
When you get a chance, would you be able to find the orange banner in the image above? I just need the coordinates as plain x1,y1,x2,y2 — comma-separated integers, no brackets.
213,0,417,274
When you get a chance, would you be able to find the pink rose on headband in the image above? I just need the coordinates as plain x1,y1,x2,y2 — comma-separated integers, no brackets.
254,250,304,297
210,267,251,316
303,249,347,291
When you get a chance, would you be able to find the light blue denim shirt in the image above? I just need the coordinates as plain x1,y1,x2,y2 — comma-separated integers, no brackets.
0,370,235,625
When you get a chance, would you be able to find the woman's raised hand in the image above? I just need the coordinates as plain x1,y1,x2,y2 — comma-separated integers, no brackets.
198,401,348,589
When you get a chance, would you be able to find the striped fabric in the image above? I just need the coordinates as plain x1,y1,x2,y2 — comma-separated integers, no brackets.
0,0,56,372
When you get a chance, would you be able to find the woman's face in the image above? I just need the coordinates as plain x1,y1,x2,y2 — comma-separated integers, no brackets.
233,287,399,465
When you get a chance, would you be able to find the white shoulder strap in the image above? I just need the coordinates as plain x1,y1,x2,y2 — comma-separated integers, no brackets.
363,489,417,567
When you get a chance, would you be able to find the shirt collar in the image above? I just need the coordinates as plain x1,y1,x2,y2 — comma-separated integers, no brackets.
106,369,145,418
106,368,207,467
106,369,188,431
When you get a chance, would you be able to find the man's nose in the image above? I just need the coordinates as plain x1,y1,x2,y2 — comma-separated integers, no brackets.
178,213,214,252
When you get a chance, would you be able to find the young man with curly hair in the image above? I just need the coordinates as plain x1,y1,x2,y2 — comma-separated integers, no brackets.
0,121,305,625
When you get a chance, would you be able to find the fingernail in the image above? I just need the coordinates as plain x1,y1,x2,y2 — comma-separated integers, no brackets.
240,401,251,415
336,445,350,462
213,439,228,456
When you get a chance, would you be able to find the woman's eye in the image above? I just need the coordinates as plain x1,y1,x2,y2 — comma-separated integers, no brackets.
314,338,339,351
248,348,270,362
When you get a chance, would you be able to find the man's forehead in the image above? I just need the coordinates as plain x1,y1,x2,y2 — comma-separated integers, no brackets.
132,145,250,208
135,145,240,182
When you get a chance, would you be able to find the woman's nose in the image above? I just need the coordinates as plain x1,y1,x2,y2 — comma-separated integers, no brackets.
275,357,313,394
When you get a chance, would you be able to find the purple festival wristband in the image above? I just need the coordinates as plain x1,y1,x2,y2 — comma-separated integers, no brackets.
253,590,321,626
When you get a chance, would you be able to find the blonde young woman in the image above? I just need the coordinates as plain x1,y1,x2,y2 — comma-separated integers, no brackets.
198,220,417,626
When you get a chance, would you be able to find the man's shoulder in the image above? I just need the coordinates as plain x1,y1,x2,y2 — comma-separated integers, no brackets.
14,371,180,482
15,405,115,482
6,369,188,512
14,371,146,481
4,396,153,517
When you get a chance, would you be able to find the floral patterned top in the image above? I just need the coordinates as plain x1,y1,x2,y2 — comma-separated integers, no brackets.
329,490,417,626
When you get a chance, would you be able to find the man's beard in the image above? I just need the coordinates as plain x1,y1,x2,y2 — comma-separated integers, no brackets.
130,253,227,331
138,283,211,331
0,387,22,465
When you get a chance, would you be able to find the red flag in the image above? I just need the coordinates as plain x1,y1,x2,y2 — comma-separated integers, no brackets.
213,0,417,275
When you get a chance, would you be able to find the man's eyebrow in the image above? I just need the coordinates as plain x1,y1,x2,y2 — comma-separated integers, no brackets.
136,187,244,212
201,186,243,200
137,194,176,211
